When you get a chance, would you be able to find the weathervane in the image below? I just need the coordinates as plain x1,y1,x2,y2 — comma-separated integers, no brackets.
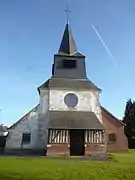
65,5,71,24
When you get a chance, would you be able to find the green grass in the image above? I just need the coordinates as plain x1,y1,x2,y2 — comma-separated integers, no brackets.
0,151,135,180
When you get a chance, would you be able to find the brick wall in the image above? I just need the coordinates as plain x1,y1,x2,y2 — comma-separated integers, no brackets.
85,144,106,156
47,143,106,156
47,144,69,156
101,108,128,152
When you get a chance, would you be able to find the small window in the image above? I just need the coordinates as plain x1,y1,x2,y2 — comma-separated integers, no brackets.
108,133,116,143
62,59,76,68
22,133,31,144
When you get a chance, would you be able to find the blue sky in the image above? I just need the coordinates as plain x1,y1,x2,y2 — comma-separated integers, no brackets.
0,0,135,126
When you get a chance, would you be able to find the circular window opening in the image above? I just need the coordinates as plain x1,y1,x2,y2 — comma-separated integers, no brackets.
64,93,78,108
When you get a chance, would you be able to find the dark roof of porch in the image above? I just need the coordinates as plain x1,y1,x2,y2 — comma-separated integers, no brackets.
48,111,104,130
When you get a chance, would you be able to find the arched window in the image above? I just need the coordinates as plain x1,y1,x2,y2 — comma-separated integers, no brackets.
108,133,116,143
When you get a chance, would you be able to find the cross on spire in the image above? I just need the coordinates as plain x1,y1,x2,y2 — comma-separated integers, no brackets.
65,5,71,24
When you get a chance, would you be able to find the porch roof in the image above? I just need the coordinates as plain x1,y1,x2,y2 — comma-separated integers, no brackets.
48,111,104,130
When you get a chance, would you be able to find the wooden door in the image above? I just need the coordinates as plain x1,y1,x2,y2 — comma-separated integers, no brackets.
70,130,85,156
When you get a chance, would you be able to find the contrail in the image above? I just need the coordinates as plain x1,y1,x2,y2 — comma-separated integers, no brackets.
92,24,118,69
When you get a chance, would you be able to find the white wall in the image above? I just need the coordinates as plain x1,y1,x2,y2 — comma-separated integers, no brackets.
49,89,102,123
39,89,49,114
6,110,39,149
38,89,49,148
5,88,50,150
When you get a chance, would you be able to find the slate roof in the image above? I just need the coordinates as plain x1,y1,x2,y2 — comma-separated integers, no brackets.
48,111,104,130
38,77,101,91
58,23,77,55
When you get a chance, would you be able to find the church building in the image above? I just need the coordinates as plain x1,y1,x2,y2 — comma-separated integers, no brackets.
5,23,128,156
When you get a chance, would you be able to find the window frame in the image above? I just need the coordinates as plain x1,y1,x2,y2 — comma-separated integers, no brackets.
21,133,31,145
108,133,117,143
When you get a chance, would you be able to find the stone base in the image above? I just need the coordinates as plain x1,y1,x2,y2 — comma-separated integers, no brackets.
4,148,46,156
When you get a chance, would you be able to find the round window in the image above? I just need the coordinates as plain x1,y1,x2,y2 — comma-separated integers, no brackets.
64,93,78,108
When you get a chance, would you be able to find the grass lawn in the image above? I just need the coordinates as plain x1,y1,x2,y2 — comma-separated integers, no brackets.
0,151,135,180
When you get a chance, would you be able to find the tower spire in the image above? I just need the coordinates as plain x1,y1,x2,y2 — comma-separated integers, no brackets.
58,7,77,55
58,24,77,55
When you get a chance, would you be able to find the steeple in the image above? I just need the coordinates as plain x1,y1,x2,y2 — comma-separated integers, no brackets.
52,23,87,79
38,20,101,92
58,23,77,55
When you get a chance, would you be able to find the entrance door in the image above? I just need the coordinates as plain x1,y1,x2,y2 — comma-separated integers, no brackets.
70,130,85,156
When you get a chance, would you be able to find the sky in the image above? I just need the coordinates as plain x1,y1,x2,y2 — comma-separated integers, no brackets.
0,0,135,126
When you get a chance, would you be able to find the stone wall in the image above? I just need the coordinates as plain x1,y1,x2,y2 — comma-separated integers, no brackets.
38,88,49,150
5,109,39,152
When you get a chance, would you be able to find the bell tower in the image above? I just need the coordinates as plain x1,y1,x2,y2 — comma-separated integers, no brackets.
52,23,87,79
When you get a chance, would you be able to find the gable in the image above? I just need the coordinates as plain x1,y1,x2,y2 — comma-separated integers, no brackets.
8,105,39,130
101,106,125,127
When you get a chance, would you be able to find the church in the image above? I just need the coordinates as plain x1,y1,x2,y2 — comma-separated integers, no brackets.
5,22,128,156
